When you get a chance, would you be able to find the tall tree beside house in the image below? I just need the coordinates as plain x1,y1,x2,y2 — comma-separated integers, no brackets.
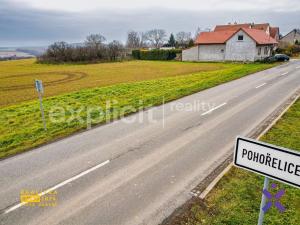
176,31,192,48
194,27,202,40
126,30,140,49
188,39,194,47
168,33,176,47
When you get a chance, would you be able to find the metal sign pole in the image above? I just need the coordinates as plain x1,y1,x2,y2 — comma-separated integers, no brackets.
38,91,47,131
35,79,46,131
258,177,270,225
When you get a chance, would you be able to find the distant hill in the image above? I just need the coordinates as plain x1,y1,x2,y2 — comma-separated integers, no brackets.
16,47,46,56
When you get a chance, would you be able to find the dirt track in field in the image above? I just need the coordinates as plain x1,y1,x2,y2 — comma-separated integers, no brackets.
0,72,88,91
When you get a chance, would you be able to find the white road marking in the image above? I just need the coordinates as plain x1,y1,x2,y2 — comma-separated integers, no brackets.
280,72,289,76
296,66,300,69
4,160,110,214
201,102,227,116
255,83,266,89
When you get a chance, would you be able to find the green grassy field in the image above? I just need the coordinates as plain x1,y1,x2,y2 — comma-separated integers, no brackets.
0,60,274,158
180,99,300,225
0,59,226,106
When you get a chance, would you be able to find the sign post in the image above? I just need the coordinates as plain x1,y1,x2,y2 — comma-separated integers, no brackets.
257,177,269,225
234,136,300,225
35,79,46,131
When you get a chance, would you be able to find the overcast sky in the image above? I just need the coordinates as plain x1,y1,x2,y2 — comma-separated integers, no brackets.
1,0,300,47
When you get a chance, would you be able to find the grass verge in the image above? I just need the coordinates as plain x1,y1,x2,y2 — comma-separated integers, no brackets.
177,98,300,225
0,63,274,159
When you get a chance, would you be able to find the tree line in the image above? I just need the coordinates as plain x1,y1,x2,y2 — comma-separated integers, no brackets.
38,34,124,63
126,29,201,49
39,28,204,63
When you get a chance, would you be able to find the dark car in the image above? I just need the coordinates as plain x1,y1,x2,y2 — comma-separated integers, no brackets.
273,54,290,61
263,54,290,63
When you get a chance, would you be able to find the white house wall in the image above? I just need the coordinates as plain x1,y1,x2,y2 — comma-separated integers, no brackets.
198,45,226,61
255,45,272,60
182,46,199,61
225,30,256,61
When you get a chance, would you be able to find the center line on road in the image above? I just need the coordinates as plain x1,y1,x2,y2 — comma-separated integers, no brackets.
280,72,289,76
255,83,266,89
4,160,110,214
201,102,227,116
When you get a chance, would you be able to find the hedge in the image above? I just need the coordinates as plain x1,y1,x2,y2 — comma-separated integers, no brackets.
132,49,182,60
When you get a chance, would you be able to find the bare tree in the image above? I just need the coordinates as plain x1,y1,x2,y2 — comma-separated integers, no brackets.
194,27,202,40
126,30,140,49
176,31,192,48
85,34,106,49
108,40,124,61
43,41,72,62
145,29,167,48
140,32,148,48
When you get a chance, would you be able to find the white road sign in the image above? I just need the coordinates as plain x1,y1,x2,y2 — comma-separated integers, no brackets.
35,79,44,94
234,137,300,188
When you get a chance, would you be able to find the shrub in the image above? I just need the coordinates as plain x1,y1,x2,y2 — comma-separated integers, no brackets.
132,49,182,60
132,50,141,59
276,44,300,56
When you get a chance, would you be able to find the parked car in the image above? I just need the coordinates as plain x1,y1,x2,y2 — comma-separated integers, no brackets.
263,54,290,63
273,54,290,61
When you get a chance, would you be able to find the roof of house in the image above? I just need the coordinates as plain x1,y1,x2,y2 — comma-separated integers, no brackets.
214,23,271,32
280,29,300,39
251,23,270,31
214,23,251,31
270,27,280,39
195,30,236,44
195,28,278,45
242,28,278,44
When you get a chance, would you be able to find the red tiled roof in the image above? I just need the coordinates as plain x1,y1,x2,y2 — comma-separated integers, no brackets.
270,27,279,39
214,23,270,32
214,24,251,32
242,28,278,44
195,28,278,45
195,30,236,44
251,23,270,31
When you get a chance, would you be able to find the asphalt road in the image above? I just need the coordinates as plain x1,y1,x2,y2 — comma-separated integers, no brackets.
1,60,300,225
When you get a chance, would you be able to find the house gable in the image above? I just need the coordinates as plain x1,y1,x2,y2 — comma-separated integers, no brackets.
225,30,257,61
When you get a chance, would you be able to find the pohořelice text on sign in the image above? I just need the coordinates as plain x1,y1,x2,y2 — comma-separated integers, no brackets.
234,137,300,188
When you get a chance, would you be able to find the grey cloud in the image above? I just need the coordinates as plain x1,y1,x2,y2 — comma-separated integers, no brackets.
0,0,299,47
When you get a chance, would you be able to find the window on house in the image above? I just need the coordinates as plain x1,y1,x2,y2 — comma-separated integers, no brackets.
221,49,224,53
238,35,244,41
264,47,268,55
258,47,261,55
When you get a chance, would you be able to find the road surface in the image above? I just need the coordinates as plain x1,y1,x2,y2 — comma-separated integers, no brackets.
1,60,300,225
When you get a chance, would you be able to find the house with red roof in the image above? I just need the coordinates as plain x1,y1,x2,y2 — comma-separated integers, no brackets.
182,23,278,62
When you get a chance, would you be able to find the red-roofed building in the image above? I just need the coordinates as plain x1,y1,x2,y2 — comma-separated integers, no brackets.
183,23,279,62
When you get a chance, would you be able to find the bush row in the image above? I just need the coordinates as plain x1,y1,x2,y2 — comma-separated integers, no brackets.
38,41,125,64
276,44,300,56
132,49,182,60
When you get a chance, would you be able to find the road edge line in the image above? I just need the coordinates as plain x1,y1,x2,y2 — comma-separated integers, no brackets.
198,90,300,200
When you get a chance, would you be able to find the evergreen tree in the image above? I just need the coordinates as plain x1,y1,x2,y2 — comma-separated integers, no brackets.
168,33,176,47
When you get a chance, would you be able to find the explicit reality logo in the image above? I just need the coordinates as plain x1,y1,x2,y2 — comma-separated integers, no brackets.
262,183,285,213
